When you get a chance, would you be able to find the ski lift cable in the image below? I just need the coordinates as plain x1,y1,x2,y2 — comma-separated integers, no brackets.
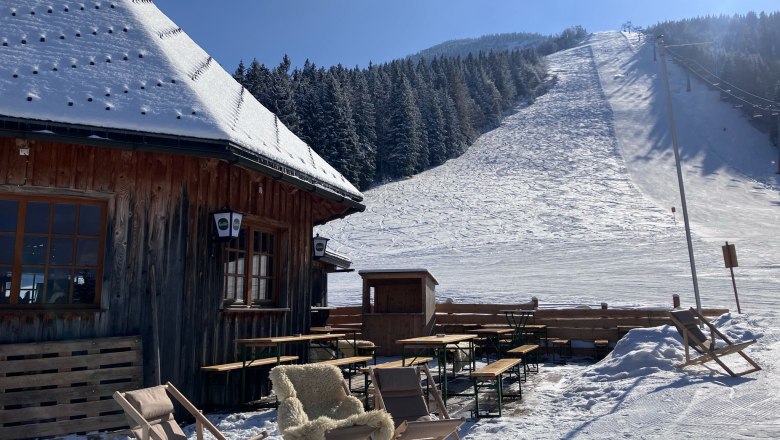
665,46,780,108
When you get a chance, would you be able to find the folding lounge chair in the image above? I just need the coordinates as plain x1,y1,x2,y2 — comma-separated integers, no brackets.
113,382,268,440
370,365,465,440
270,363,394,440
669,308,761,377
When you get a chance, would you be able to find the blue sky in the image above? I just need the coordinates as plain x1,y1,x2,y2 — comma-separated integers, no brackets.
154,0,779,71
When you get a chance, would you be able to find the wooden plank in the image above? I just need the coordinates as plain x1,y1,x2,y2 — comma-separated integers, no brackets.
200,355,299,372
326,316,364,326
1,399,123,424
0,336,141,357
0,413,127,439
506,344,539,356
436,303,533,314
546,328,620,341
317,356,374,367
0,350,141,374
533,317,672,328
0,366,141,390
0,381,141,406
471,358,521,378
328,306,363,315
435,314,508,325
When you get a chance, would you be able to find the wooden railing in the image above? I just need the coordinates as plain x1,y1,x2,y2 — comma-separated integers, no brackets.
325,301,730,345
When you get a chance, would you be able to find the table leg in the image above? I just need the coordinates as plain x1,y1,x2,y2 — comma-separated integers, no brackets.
241,345,248,404
437,347,448,405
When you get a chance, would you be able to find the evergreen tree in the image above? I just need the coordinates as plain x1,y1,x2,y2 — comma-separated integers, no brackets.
270,55,300,133
384,76,424,178
233,60,246,84
320,75,361,183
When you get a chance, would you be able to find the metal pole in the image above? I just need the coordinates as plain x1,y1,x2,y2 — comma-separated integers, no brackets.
657,36,703,315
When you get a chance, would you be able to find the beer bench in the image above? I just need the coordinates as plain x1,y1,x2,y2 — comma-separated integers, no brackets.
470,358,523,418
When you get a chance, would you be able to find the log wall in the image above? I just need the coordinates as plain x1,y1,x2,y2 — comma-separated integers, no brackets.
0,138,349,407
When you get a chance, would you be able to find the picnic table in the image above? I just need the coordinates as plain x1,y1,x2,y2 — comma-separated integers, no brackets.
234,333,345,402
467,327,514,361
396,334,477,404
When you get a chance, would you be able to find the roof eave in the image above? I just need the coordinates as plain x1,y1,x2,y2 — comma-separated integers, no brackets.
0,116,366,217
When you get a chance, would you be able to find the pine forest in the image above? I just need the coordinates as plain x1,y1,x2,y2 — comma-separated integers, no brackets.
232,27,587,189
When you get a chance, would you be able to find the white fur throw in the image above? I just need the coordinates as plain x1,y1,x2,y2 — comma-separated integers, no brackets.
270,364,394,440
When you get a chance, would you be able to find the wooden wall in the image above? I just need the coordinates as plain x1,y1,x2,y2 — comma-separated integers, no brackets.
0,137,350,406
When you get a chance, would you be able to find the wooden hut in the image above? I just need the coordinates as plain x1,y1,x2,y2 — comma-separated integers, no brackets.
0,0,364,433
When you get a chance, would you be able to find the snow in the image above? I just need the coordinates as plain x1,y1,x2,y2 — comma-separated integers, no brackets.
66,30,780,439
0,0,360,199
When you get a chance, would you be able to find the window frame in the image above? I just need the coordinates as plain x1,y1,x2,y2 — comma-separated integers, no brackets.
222,220,284,308
0,194,107,309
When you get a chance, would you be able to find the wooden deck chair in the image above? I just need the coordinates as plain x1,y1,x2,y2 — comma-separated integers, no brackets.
113,382,268,440
669,308,761,377
270,363,394,440
370,365,465,440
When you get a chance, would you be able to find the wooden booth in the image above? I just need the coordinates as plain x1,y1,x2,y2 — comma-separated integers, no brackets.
360,269,438,355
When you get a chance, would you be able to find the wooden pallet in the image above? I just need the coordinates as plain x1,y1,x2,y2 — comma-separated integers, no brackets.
0,336,143,439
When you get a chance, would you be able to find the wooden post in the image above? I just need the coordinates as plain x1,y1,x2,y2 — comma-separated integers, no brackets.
673,294,680,309
722,241,741,313
531,297,539,309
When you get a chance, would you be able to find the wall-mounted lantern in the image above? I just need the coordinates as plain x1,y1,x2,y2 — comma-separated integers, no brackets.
212,209,243,241
312,234,329,258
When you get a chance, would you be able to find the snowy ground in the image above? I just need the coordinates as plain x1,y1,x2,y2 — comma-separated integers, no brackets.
80,31,780,439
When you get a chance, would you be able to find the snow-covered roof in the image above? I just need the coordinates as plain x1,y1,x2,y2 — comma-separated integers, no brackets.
0,0,362,202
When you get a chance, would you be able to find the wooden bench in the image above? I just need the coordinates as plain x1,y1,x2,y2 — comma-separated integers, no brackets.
201,355,299,407
550,339,572,364
318,355,375,390
506,344,540,378
470,358,523,418
200,355,299,373
593,340,610,359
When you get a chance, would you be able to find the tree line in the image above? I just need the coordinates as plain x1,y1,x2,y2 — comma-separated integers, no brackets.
232,30,585,190
649,12,780,143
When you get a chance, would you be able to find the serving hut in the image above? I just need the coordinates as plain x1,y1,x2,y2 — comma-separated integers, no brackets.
361,269,438,356
0,1,364,436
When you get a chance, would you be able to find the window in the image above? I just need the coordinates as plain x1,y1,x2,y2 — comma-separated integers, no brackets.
223,224,279,307
0,195,106,308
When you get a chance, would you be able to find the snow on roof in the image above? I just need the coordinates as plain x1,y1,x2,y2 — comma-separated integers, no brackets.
0,0,361,200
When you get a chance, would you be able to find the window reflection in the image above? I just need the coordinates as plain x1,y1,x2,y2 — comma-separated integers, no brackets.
46,269,71,304
0,235,14,264
78,205,102,235
76,238,98,265
25,201,51,233
20,270,45,304
53,204,77,234
0,200,19,231
22,236,48,265
0,269,11,304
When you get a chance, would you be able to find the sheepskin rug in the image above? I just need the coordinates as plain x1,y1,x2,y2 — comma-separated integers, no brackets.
270,364,394,440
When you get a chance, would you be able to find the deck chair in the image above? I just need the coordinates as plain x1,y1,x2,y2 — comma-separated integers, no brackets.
669,308,761,377
270,363,394,440
113,382,268,440
370,365,465,440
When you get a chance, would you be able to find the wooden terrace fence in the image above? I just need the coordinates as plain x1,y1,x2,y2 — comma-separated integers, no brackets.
325,301,730,346
0,336,142,440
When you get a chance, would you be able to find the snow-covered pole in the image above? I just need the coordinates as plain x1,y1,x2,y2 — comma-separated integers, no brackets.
657,35,703,317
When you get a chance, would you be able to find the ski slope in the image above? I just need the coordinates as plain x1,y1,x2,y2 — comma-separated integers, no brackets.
320,31,780,311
